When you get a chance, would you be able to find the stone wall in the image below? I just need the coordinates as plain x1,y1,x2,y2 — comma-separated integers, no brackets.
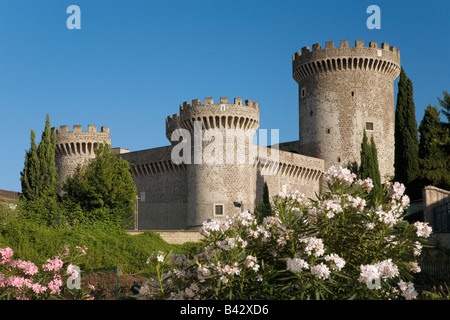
52,125,111,183
127,230,204,244
423,186,450,229
292,40,401,181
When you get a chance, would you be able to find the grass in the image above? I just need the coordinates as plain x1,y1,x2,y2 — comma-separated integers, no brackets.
0,201,205,275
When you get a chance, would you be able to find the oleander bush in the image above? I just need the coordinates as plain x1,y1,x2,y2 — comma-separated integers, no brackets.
139,166,432,300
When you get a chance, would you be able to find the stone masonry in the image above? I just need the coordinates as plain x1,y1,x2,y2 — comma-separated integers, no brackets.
292,40,400,181
52,40,398,231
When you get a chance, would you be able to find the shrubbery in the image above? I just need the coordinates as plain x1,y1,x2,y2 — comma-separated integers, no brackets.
139,166,432,300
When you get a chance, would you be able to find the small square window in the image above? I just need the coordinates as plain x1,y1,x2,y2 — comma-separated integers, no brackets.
366,122,374,131
214,204,224,216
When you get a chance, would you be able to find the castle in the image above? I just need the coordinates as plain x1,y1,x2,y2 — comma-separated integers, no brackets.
51,40,401,230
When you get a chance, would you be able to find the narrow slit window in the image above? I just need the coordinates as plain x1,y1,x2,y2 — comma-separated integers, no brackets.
214,204,224,216
301,88,306,98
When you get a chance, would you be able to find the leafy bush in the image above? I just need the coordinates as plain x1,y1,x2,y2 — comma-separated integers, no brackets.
139,166,432,300
0,205,187,275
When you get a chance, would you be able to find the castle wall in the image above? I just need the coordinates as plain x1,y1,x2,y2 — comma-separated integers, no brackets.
256,146,324,203
293,40,400,181
119,146,188,230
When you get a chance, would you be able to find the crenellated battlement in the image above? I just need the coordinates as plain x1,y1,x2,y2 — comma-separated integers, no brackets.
53,125,111,159
166,97,260,141
178,97,259,110
292,40,401,83
52,125,110,135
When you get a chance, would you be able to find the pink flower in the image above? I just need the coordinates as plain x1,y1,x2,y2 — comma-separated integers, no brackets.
42,257,64,272
32,283,47,295
9,259,39,275
5,276,33,289
48,275,63,294
0,247,14,263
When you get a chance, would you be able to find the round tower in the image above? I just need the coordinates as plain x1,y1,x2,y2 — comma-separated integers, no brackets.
52,125,111,183
292,40,401,181
166,97,260,229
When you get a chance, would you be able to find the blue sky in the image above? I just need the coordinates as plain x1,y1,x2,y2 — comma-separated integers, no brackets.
0,0,448,192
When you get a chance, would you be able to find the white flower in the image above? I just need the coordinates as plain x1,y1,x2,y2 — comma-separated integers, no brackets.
414,221,432,238
389,182,406,200
360,177,374,192
413,241,422,257
375,259,399,279
245,255,260,272
300,237,325,257
286,257,308,274
346,195,366,212
310,263,330,280
324,253,346,271
398,280,417,300
358,264,380,284
401,195,410,208
365,222,376,230
409,261,421,273
324,166,356,184
157,251,165,262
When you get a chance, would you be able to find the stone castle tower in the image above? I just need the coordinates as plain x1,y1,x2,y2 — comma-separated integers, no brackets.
49,39,399,230
166,97,260,227
292,40,401,180
52,125,111,182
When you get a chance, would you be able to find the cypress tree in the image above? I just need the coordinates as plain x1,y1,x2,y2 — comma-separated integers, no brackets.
419,105,448,188
369,135,381,190
20,129,40,201
359,129,371,180
394,68,420,197
37,114,58,197
255,182,272,223
21,114,58,201
437,90,450,177
359,130,381,194
437,90,450,124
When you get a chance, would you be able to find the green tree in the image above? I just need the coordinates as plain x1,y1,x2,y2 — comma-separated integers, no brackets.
255,182,272,223
438,90,450,124
63,143,137,228
437,90,450,172
359,129,371,180
19,115,59,223
418,99,450,190
369,135,381,191
20,114,58,201
20,129,40,201
359,130,381,195
36,114,58,198
394,68,420,198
